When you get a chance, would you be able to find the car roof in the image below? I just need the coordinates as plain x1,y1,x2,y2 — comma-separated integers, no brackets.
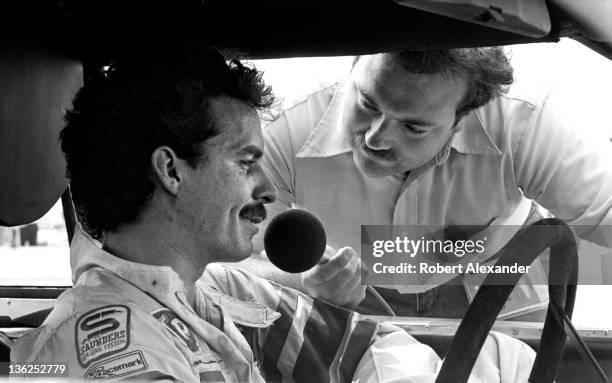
2,0,611,61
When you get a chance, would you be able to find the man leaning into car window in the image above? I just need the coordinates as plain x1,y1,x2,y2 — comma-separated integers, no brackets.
247,48,612,319
9,43,539,382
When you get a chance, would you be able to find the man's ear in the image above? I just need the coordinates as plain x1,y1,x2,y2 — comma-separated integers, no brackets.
151,146,183,196
451,113,466,133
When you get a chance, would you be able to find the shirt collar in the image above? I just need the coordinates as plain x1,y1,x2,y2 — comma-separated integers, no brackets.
296,81,353,158
70,227,187,299
296,80,502,159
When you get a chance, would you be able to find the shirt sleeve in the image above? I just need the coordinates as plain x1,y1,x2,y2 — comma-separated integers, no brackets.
513,86,612,247
263,114,297,209
251,115,297,253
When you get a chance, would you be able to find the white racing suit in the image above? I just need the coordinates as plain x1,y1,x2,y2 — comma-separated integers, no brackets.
11,228,535,382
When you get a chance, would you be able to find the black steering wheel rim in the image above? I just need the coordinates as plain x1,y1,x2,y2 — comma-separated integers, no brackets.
435,218,578,383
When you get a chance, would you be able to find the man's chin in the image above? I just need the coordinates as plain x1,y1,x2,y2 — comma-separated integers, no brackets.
217,241,254,263
237,240,254,260
354,153,394,178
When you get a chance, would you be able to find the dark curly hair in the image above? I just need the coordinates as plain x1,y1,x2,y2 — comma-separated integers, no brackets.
355,47,513,122
61,43,275,240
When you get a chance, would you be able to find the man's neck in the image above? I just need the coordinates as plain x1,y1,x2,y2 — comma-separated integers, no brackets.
102,222,206,309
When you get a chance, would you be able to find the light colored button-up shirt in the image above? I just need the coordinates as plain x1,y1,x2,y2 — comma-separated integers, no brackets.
258,79,612,290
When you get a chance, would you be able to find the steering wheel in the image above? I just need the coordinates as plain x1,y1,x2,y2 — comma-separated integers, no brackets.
435,218,578,383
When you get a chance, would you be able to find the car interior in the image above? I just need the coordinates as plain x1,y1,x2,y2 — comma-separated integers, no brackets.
1,0,612,382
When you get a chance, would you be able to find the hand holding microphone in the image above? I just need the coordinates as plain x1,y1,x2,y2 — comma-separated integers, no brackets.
301,245,366,308
264,209,367,308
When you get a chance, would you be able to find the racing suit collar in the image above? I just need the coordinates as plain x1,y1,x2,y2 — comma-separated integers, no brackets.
70,226,187,299
295,80,502,160
70,227,280,329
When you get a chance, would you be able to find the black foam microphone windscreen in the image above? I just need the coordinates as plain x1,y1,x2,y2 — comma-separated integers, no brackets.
263,209,327,273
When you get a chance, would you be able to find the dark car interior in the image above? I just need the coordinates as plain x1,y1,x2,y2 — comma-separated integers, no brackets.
2,1,612,382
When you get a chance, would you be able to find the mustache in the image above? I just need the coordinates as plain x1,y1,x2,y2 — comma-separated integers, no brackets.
239,203,267,221
354,134,396,162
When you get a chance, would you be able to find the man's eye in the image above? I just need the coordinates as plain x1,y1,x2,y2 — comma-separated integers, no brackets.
360,98,379,113
405,124,428,135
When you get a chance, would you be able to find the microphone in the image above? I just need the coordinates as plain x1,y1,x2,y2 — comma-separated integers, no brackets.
263,209,326,273
263,208,397,316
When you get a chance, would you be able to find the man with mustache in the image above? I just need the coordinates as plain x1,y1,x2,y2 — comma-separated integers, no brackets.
250,48,612,318
10,43,277,381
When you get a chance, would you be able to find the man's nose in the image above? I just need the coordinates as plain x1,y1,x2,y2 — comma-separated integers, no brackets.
364,116,393,150
253,167,277,204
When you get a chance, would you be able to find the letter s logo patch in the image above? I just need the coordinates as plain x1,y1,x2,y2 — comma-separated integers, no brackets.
80,308,121,341
76,305,130,367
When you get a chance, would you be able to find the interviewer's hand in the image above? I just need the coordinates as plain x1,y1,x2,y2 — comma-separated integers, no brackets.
300,245,367,308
